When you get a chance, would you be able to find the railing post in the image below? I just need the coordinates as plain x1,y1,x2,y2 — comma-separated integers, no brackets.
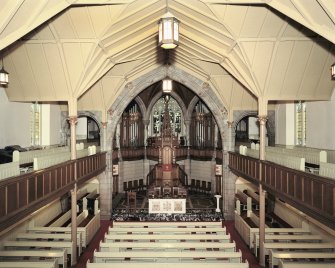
258,113,267,267
68,115,77,265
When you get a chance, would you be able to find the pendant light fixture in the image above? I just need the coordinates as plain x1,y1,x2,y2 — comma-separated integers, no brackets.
158,0,179,49
0,58,9,86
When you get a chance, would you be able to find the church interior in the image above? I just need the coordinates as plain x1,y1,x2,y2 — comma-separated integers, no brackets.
0,0,335,267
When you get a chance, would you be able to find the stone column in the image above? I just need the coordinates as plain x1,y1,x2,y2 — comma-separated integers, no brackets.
68,115,77,265
258,115,267,267
101,122,107,151
184,119,191,147
227,121,234,151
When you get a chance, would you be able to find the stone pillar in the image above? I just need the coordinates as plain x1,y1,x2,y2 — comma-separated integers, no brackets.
184,119,191,146
99,154,112,220
68,115,77,265
227,121,234,151
101,122,107,151
258,115,267,267
69,116,77,160
143,120,150,146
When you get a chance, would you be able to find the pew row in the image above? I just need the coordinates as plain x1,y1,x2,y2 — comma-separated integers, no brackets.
15,232,82,252
2,240,77,265
254,234,323,256
108,226,226,234
27,210,100,246
264,242,335,256
112,221,222,228
0,260,58,268
99,241,236,252
234,211,310,248
0,161,20,180
269,250,335,268
13,147,69,166
93,250,242,263
0,250,67,268
319,162,335,180
104,233,231,242
87,261,249,268
278,259,335,268
48,210,72,227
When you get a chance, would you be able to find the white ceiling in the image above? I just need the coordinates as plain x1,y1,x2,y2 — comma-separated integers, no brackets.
1,0,334,115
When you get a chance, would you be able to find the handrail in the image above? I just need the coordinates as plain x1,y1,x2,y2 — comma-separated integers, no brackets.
228,152,335,229
0,152,106,232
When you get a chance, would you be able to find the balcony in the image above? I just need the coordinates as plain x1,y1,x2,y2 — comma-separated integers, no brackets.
0,152,106,232
229,152,335,229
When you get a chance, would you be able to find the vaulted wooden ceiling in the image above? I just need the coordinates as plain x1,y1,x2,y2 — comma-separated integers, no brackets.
1,0,334,116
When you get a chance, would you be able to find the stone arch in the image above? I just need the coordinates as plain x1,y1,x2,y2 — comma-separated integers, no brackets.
107,66,228,151
233,110,275,146
60,110,102,146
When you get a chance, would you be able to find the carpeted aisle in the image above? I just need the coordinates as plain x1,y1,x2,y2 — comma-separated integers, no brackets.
224,220,261,268
74,220,261,268
73,220,111,268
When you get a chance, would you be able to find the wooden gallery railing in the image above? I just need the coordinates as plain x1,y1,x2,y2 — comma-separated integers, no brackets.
0,152,106,232
229,152,335,229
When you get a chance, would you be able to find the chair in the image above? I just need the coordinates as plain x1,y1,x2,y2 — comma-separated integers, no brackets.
133,180,139,191
201,181,207,193
123,182,128,193
128,181,133,191
205,181,212,195
195,180,201,192
139,179,145,192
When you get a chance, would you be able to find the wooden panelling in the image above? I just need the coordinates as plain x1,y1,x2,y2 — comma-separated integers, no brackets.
36,174,43,199
18,180,27,207
0,187,6,217
0,152,106,232
229,152,335,229
7,183,17,213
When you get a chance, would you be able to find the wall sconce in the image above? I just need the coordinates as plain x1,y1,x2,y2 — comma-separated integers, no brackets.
0,58,9,86
158,0,179,49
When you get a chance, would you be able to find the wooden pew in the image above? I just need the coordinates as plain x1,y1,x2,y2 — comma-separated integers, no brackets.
269,250,335,268
278,259,335,268
27,210,100,247
254,234,322,256
104,233,231,242
93,250,242,263
0,161,20,180
2,240,77,265
234,211,310,248
108,227,226,234
99,241,236,252
112,221,222,228
0,250,67,268
87,262,249,268
0,260,58,268
33,151,70,171
15,232,82,253
48,210,72,227
264,242,335,256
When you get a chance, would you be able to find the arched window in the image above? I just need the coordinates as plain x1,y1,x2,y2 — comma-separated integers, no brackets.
150,96,182,136
295,101,306,146
30,102,41,146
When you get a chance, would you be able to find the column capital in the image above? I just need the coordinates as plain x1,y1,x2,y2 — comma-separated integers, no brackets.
257,115,268,125
101,121,108,128
68,116,78,125
227,121,234,128
142,119,150,126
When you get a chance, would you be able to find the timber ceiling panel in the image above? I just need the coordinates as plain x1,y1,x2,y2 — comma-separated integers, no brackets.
0,0,334,116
